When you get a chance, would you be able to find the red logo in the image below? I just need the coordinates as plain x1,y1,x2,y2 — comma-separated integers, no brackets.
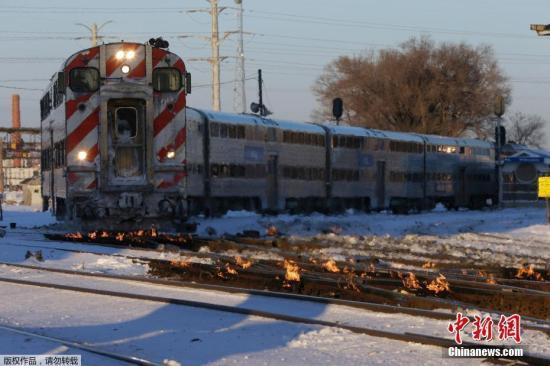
448,313,522,344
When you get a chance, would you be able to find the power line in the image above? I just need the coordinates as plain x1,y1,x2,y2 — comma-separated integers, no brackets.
0,85,42,91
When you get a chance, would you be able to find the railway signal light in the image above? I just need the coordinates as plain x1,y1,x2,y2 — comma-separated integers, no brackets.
332,98,343,124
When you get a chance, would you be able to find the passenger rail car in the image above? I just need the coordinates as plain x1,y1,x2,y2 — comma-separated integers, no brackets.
181,114,496,217
41,43,496,230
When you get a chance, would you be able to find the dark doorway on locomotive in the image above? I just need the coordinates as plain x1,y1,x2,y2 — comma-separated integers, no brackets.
376,161,386,209
266,154,279,211
107,99,147,185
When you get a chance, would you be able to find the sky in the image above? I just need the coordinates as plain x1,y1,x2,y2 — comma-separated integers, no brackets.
0,0,549,148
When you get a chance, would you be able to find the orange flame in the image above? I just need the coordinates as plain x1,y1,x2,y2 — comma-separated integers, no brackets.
266,225,278,237
486,273,497,285
65,232,83,240
225,263,238,275
283,259,301,282
426,274,450,294
235,256,253,270
87,231,97,240
115,232,124,241
515,264,544,281
322,259,340,273
422,261,436,269
170,259,191,269
151,226,158,238
402,272,421,290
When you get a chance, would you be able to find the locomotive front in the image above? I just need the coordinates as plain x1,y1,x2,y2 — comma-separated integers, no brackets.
41,42,191,230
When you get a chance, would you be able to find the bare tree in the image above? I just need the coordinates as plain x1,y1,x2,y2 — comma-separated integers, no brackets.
312,37,511,137
505,112,547,148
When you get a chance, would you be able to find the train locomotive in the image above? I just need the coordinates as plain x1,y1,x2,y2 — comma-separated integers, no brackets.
41,42,496,230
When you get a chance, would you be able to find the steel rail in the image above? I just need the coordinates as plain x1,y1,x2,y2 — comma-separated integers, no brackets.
5,234,547,297
0,324,162,366
34,230,550,293
0,274,547,365
0,261,548,332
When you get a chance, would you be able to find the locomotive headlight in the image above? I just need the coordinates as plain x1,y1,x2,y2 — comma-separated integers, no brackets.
121,64,130,74
126,50,136,59
77,150,88,161
115,50,125,60
166,150,176,159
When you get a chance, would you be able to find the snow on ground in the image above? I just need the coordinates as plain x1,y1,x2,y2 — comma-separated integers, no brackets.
0,204,548,364
197,207,550,269
0,279,495,366
1,204,56,228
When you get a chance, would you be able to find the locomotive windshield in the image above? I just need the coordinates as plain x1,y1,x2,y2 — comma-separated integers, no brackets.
152,68,181,92
116,107,138,139
69,67,99,92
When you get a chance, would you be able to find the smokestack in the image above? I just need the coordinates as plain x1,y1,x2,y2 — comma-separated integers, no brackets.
11,94,21,168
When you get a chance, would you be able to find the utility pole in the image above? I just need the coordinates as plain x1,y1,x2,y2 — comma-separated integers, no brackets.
210,0,222,111
75,21,113,47
258,69,263,116
232,0,246,113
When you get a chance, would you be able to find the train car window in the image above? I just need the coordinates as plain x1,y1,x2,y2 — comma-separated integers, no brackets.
210,122,219,137
237,126,246,139
227,125,236,138
69,67,99,92
152,68,181,92
332,136,338,147
283,131,289,143
266,127,276,142
115,107,138,139
211,164,219,177
220,124,228,138
345,137,352,148
245,126,254,139
304,134,311,145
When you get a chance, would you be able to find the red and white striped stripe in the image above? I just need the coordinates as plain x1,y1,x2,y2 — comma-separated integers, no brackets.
153,48,188,190
64,47,100,192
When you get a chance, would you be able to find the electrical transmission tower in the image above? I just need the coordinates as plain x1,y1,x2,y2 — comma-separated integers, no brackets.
185,0,250,112
232,0,246,114
75,21,113,46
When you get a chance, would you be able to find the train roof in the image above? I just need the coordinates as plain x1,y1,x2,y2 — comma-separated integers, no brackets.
197,109,325,133
416,134,461,146
190,109,496,147
324,125,425,142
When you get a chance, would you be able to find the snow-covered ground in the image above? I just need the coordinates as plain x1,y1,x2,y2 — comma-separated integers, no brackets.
0,204,548,365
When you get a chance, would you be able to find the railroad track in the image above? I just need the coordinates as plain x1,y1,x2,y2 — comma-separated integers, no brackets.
0,323,162,366
2,232,550,319
0,262,548,333
0,268,548,365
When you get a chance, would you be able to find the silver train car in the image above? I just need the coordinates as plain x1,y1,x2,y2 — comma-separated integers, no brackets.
182,108,496,218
